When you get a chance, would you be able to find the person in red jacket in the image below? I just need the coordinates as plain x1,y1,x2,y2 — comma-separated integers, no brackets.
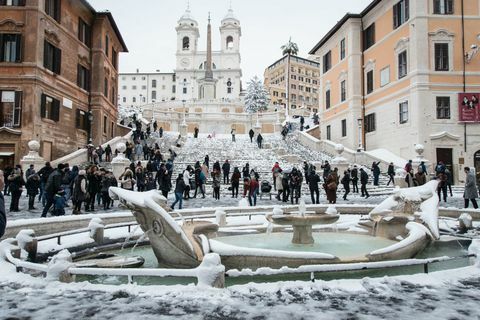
248,177,259,207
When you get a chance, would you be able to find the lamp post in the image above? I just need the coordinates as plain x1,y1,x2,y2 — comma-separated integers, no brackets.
87,111,94,144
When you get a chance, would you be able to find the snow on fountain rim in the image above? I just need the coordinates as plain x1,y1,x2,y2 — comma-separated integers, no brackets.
368,222,432,256
209,239,336,259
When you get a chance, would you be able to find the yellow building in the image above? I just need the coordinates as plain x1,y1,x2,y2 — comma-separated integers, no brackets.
309,0,480,183
264,55,320,114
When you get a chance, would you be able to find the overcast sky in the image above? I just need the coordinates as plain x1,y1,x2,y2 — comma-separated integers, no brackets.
89,0,372,81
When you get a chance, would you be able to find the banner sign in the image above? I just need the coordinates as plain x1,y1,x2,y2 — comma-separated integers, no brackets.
458,93,480,122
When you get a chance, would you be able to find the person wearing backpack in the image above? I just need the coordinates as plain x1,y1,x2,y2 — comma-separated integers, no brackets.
309,168,320,204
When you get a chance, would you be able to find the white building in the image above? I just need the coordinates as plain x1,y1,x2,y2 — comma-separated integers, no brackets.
118,72,176,108
174,7,242,102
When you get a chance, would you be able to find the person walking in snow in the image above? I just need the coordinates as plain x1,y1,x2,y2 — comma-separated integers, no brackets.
309,168,320,204
249,129,255,143
231,167,241,198
386,162,395,186
222,160,231,184
171,174,186,210
351,165,359,193
463,167,478,209
341,170,351,201
257,133,263,149
371,161,381,186
360,168,370,199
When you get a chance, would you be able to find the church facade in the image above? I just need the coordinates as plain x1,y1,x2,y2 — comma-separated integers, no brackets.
174,8,242,102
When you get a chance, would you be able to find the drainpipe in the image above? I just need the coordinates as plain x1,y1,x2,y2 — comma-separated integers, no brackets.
360,19,366,151
461,0,467,153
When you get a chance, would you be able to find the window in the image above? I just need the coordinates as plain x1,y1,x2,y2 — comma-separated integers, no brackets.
105,35,109,57
111,121,114,138
104,78,108,97
325,89,331,109
182,37,190,50
298,76,304,82
291,94,296,101
78,19,91,47
132,97,136,103
77,64,90,91
122,97,126,103
152,79,157,88
326,125,331,140
436,96,450,119
172,85,176,93
365,113,376,133
299,85,304,91
141,85,147,90
40,94,60,121
132,85,137,90
226,36,234,49
340,38,346,60
43,40,61,74
380,66,390,87
112,48,117,69
323,51,331,73
363,23,375,50
434,43,449,71
306,87,311,93
393,0,409,29
152,90,157,100
366,70,374,94
0,0,26,5
291,75,297,80
122,85,127,90
103,115,107,134
162,85,166,90
75,109,88,130
341,119,347,137
227,87,232,94
45,0,61,22
111,86,115,104
434,0,453,14
340,80,346,102
399,101,408,124
0,34,21,62
291,84,296,90
182,87,187,94
0,91,22,127
398,50,407,78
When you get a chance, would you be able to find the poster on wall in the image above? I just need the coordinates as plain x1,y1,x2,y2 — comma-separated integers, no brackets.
458,93,480,122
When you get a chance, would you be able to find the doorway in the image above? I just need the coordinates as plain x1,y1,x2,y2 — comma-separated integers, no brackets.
436,148,453,181
474,150,480,184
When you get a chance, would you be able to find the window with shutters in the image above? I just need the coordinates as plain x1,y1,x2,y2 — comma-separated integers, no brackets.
0,34,22,62
45,0,61,22
326,125,331,140
436,96,451,119
110,86,115,104
105,35,109,57
112,48,117,69
0,0,26,6
40,94,60,122
75,109,88,130
77,64,90,91
340,80,346,102
365,113,376,133
363,23,375,50
366,70,374,94
434,43,449,71
399,101,409,124
325,89,331,109
323,51,331,73
398,50,407,78
103,115,107,134
44,40,61,74
104,78,108,97
78,19,91,47
0,91,22,127
152,79,157,88
152,90,157,100
340,38,346,60
341,119,347,137
393,0,409,29
433,0,453,14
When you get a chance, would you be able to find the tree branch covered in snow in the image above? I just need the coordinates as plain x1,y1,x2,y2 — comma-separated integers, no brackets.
244,76,270,114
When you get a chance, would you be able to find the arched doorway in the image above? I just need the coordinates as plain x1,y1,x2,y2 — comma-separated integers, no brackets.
474,150,480,184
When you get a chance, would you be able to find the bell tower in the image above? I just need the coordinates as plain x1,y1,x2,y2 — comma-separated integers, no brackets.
220,6,241,52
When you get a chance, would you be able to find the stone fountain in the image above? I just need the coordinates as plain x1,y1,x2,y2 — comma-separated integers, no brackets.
266,199,340,244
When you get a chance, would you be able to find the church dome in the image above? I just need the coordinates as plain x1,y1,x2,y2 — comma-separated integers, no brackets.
178,8,198,28
221,8,240,26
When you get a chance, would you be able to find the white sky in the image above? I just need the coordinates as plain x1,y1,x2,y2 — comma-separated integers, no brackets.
89,0,372,81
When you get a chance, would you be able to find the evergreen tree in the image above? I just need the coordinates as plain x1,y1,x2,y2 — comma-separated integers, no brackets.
244,76,270,114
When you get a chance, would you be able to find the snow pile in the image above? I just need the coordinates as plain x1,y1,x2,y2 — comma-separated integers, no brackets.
272,206,283,216
15,229,35,251
325,205,338,215
88,218,104,238
459,213,473,230
196,253,225,287
215,209,227,227
468,239,480,267
46,249,73,281
369,222,432,256
238,198,249,207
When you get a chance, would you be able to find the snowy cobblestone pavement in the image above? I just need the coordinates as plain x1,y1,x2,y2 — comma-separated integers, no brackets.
1,273,480,320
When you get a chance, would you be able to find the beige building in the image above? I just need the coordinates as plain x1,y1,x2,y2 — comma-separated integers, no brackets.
264,55,320,114
309,0,480,183
0,0,127,168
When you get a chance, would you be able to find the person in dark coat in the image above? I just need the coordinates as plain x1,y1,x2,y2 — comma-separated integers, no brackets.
193,127,199,138
72,170,87,214
372,161,381,186
38,162,53,206
341,170,351,201
156,164,171,199
105,144,112,162
42,163,65,217
171,174,186,210
387,162,395,186
0,170,6,238
25,164,35,181
26,173,40,210
249,129,255,143
222,160,231,184
324,169,338,204
321,161,331,181
308,168,320,204
231,167,241,198
86,166,101,211
281,172,290,202
242,163,250,178
351,165,359,193
289,168,303,204
8,167,24,212
463,167,478,209
257,133,263,149
360,168,370,198
204,155,210,169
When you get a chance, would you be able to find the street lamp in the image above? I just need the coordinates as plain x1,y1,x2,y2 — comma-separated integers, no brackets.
87,111,94,144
